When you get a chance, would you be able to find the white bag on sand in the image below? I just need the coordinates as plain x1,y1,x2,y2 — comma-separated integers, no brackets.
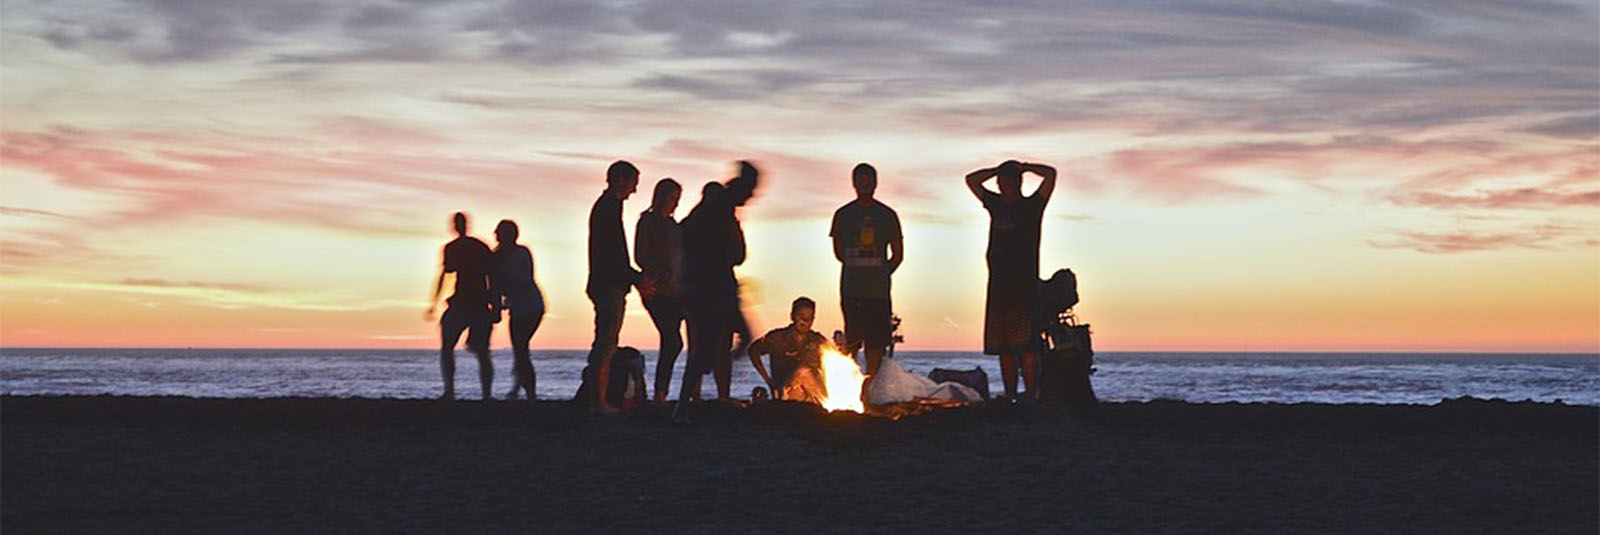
867,358,982,404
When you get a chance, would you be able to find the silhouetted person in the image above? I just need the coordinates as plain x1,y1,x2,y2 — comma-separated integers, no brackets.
748,297,829,403
830,163,903,381
490,219,545,401
680,162,759,404
966,160,1056,399
586,160,648,413
636,178,685,404
425,212,495,400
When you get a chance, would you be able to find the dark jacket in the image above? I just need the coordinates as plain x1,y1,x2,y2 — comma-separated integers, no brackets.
587,191,641,296
681,186,746,301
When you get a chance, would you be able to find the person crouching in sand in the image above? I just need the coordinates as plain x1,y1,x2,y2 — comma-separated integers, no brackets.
747,297,830,404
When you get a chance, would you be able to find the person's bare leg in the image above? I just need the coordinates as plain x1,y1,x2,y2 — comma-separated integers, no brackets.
475,349,493,401
1000,354,1019,399
681,369,701,402
1020,352,1038,400
714,323,735,400
714,355,731,400
507,332,529,399
439,345,456,400
507,360,524,399
595,353,613,411
865,345,886,376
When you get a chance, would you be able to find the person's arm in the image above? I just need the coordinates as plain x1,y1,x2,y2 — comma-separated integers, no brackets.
829,211,846,263
729,219,746,267
634,218,660,298
486,260,503,318
425,268,445,321
1022,162,1057,205
601,199,643,290
966,166,999,201
484,269,501,323
747,336,774,389
887,211,904,274
887,236,904,275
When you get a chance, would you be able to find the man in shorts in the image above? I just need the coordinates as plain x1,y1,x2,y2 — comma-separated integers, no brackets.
425,212,495,400
830,163,903,380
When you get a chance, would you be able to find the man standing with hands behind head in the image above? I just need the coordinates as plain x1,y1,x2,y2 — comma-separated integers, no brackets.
830,163,903,381
586,160,650,413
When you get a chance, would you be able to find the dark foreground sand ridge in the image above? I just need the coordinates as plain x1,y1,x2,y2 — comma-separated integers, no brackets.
3,396,1595,534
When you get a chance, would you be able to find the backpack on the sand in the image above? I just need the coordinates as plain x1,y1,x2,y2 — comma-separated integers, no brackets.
574,346,648,410
1037,269,1097,407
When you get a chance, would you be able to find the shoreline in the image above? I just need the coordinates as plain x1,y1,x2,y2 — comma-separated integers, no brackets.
4,396,1596,533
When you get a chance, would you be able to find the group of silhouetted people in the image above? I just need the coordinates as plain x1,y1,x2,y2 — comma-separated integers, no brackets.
426,158,1057,409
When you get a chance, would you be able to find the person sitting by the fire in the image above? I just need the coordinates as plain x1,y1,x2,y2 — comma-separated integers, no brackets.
748,297,830,403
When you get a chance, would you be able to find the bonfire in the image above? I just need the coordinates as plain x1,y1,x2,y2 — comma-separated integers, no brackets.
816,346,866,413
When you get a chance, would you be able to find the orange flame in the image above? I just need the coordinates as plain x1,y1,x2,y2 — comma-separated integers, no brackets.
817,346,866,413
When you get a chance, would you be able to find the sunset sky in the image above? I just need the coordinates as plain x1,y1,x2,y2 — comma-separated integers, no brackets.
2,0,1596,352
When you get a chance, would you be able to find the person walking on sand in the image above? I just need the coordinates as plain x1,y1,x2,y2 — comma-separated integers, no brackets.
585,160,650,413
680,162,759,405
489,219,545,401
830,162,903,382
966,160,1056,400
425,212,496,401
636,178,686,404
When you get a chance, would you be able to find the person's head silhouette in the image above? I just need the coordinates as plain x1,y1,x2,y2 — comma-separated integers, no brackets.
607,160,640,201
452,212,469,237
791,296,817,333
652,178,682,216
852,163,877,202
996,160,1024,201
494,219,518,247
701,181,725,206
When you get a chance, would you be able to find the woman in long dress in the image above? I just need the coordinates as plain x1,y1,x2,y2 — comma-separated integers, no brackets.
965,160,1056,399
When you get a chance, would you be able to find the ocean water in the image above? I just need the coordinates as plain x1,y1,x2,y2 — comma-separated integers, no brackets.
1,348,1596,406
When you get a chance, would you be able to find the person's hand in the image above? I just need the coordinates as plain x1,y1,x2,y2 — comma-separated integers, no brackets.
635,277,656,298
423,305,436,322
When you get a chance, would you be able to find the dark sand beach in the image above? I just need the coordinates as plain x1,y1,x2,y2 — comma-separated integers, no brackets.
3,396,1595,534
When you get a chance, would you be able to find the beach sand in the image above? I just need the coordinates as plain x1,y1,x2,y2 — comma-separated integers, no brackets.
3,396,1595,534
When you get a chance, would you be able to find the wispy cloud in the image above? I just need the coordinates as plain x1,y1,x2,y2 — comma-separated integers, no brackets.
1391,188,1600,209
1370,221,1594,253
119,277,270,293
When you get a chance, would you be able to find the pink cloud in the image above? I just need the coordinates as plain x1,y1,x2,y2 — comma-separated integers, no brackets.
0,125,598,236
1390,188,1600,209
